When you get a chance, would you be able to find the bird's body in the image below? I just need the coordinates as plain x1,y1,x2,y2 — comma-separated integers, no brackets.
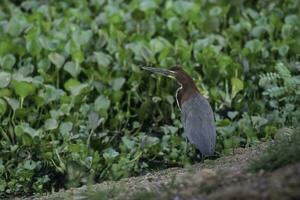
142,66,216,156
181,93,216,155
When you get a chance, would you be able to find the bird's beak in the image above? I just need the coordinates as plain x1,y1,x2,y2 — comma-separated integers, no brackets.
142,67,176,79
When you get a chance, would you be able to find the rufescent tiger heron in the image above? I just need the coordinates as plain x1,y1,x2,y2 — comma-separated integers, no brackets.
142,66,216,156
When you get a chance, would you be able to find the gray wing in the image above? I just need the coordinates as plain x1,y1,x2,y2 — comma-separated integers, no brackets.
181,93,216,156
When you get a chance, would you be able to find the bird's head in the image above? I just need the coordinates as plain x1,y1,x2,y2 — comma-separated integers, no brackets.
142,65,194,86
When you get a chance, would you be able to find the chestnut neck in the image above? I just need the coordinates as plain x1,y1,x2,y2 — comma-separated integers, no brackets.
176,76,200,105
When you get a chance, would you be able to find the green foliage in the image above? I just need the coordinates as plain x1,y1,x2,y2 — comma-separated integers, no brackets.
0,0,299,197
249,128,300,172
259,62,300,126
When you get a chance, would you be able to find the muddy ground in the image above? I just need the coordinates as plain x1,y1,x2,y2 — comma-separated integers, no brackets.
23,142,300,200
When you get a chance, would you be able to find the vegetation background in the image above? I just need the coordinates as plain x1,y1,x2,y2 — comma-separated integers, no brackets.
0,0,299,197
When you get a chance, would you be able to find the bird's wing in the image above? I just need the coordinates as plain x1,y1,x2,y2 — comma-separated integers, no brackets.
181,93,216,155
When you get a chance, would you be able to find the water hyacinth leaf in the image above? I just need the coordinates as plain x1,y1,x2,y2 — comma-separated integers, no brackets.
72,29,92,46
277,44,289,57
11,80,36,98
231,77,244,97
59,122,73,136
15,123,39,145
71,49,85,64
111,77,125,91
127,42,154,62
4,97,19,111
42,85,65,104
173,1,194,15
37,58,51,73
227,111,239,120
88,111,100,130
244,39,263,53
161,125,178,134
94,51,112,67
103,148,119,161
150,38,165,53
167,17,181,32
209,6,222,16
0,98,7,116
95,95,111,112
45,118,58,130
97,30,109,48
122,136,135,150
140,0,157,11
15,108,31,118
48,53,65,69
63,61,81,78
0,54,16,70
69,83,89,97
6,15,28,36
0,88,12,97
24,160,37,171
0,72,11,88
39,35,59,51
251,116,268,128
141,136,159,147
64,78,81,92
25,27,42,56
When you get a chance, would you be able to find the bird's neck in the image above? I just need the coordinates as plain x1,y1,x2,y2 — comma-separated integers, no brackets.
179,81,200,106
182,81,199,94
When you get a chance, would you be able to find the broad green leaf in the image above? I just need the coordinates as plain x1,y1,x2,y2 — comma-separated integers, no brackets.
122,136,135,150
97,30,109,48
88,111,100,130
277,45,289,57
140,0,157,11
1,54,16,70
209,6,222,16
25,27,42,56
37,58,51,73
94,51,111,67
72,30,92,46
231,77,244,97
48,53,65,69
111,77,125,91
103,148,119,160
167,17,181,32
0,98,7,116
0,72,11,88
59,122,73,136
4,97,19,111
227,111,239,120
173,1,194,15
244,39,263,53
44,118,58,130
63,61,81,78
6,15,28,36
71,49,85,63
18,63,34,77
15,123,39,145
64,78,81,92
11,80,36,98
141,136,159,147
94,95,111,112
150,38,164,53
24,160,37,170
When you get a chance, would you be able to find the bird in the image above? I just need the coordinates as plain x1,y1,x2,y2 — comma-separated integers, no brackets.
142,65,216,156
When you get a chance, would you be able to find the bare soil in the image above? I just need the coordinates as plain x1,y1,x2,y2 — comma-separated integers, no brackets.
23,143,300,200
